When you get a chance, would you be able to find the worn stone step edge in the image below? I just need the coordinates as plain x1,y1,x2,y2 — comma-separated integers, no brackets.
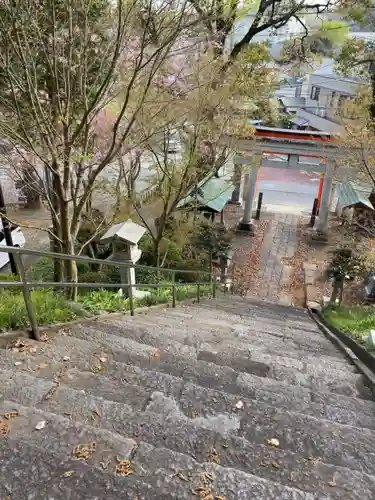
2,344,375,431
4,332,374,413
155,305,323,334
0,400,372,500
68,326,371,399
116,309,347,355
0,435,328,500
100,316,352,371
2,371,375,477
86,320,357,379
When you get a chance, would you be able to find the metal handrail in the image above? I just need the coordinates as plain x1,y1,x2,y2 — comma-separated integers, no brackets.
0,246,217,341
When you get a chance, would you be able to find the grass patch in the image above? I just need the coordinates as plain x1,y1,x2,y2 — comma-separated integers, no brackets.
0,268,213,331
0,288,77,331
78,284,212,314
324,305,375,353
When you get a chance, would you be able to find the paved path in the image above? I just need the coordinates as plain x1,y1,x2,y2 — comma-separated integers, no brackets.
249,213,298,305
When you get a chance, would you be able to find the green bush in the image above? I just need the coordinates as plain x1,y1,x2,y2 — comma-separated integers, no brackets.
27,257,54,281
78,289,130,313
0,273,22,296
324,305,375,353
0,289,77,331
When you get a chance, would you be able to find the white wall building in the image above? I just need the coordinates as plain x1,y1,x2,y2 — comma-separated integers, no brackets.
292,62,361,134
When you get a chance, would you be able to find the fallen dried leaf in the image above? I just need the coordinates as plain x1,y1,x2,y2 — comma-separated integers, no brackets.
40,334,50,342
290,472,295,482
4,411,19,420
35,420,46,430
43,386,57,400
10,339,26,349
192,486,214,500
14,361,22,366
53,368,65,383
215,496,227,500
62,470,75,478
73,442,96,460
174,471,189,482
92,408,101,418
207,447,220,465
266,438,280,448
150,349,160,361
200,472,214,485
272,462,281,469
92,364,103,373
116,458,133,477
0,420,10,435
328,479,337,487
99,357,107,363
29,347,37,354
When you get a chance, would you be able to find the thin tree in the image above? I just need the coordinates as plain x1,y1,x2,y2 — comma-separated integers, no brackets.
0,0,197,293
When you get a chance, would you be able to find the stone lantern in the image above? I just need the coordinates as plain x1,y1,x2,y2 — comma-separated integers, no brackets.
100,220,146,296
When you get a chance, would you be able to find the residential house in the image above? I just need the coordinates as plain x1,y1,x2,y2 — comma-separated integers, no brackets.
291,61,361,134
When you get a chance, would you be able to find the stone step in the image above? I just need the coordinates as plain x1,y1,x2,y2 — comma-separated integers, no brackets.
4,333,374,418
186,301,323,333
90,317,355,377
162,304,342,354
0,395,374,500
0,417,346,500
112,313,350,369
66,325,370,399
2,370,375,478
191,297,312,320
0,438,164,500
2,342,375,431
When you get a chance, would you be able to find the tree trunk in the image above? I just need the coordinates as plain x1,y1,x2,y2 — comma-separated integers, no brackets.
60,199,78,300
50,215,63,282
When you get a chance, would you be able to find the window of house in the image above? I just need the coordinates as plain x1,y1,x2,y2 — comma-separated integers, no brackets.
310,86,320,101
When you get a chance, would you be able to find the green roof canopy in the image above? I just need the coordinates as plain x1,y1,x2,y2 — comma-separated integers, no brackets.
177,175,232,213
336,182,374,210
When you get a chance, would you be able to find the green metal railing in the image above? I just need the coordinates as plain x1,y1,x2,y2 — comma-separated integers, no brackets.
0,246,217,341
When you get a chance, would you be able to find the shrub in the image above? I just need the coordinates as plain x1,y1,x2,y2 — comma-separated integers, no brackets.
27,257,54,281
0,289,77,331
78,289,130,313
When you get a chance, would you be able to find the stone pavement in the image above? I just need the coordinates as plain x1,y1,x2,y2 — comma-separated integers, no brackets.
249,213,299,305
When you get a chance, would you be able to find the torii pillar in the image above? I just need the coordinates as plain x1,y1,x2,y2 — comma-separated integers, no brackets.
237,156,260,233
314,159,335,240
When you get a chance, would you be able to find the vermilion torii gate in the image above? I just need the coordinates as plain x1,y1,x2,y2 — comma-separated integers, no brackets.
232,127,342,236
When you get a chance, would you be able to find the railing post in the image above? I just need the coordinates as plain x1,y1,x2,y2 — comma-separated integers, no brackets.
197,284,200,303
172,271,176,308
126,265,135,316
14,251,40,341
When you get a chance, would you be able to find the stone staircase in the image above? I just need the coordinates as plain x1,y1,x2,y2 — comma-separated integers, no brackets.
0,295,374,499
